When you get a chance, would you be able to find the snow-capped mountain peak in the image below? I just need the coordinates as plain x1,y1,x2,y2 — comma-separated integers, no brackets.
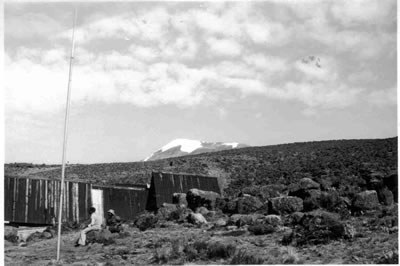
160,139,203,153
143,138,248,161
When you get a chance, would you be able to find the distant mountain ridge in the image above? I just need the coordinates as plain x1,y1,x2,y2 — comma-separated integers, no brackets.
144,138,249,161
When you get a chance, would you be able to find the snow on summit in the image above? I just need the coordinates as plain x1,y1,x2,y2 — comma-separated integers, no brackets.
161,138,203,153
143,138,249,161
223,142,239,148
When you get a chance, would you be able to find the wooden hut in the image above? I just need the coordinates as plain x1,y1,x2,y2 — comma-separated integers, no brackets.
4,176,92,225
4,176,149,225
146,171,220,210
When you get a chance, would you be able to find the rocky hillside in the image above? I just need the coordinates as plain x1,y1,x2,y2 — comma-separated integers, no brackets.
4,137,398,264
5,137,397,196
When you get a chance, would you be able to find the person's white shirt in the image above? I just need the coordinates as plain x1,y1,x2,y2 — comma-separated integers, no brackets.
89,212,102,228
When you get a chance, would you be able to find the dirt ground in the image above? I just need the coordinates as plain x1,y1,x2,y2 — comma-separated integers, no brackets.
4,220,398,265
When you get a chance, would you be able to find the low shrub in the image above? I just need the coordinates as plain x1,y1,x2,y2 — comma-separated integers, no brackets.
135,212,159,231
248,224,275,235
206,241,236,259
375,250,399,264
231,249,265,264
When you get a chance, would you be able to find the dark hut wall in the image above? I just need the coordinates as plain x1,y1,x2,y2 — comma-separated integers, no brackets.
4,176,92,225
148,172,220,209
95,186,148,221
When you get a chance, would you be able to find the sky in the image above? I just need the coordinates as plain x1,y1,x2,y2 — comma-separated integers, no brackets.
4,0,398,164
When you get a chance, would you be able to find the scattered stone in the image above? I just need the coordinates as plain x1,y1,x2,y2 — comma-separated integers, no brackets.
303,190,322,211
269,196,303,214
248,224,276,235
377,187,394,206
186,189,220,211
86,229,115,245
289,178,320,199
226,225,238,230
135,212,159,231
259,184,286,201
157,203,178,220
290,212,305,225
172,193,188,207
228,214,264,227
215,218,227,227
42,231,53,239
188,212,207,225
4,227,18,243
196,206,209,216
353,190,380,211
264,215,282,226
292,210,351,246
237,195,263,214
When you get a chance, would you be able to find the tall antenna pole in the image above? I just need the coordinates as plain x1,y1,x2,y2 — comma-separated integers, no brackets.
57,8,77,261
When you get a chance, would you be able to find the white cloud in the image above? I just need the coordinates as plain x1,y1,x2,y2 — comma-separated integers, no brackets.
283,82,363,109
244,54,288,73
206,37,242,57
211,61,257,79
5,12,64,39
367,87,397,106
330,0,396,26
129,45,160,62
245,20,289,46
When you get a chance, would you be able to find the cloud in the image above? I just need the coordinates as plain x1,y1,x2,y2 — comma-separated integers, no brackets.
5,12,64,40
243,54,288,76
367,87,397,106
330,0,396,26
5,1,396,117
206,37,242,57
283,82,363,109
245,20,289,46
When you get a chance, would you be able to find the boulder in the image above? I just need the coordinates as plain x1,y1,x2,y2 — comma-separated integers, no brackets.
290,212,305,225
303,190,322,211
259,184,286,201
290,210,354,246
237,195,263,214
4,227,18,243
196,206,209,216
86,229,115,245
228,214,265,227
353,190,380,211
264,215,282,226
269,196,303,214
172,193,188,207
42,231,53,239
383,173,398,202
157,203,178,220
215,218,228,227
188,213,207,225
248,224,276,235
289,178,320,199
135,212,159,231
169,206,192,223
377,187,394,206
186,189,220,211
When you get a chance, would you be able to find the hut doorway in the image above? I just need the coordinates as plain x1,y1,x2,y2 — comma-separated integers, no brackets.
90,189,104,225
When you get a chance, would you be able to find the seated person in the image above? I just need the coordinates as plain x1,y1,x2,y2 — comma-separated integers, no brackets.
75,207,101,246
106,209,123,233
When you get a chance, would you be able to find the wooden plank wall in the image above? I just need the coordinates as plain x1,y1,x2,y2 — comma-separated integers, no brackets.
4,177,92,225
101,187,148,221
151,172,220,209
